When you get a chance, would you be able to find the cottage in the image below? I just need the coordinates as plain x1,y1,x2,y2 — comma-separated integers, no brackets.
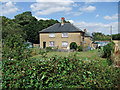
39,17,92,49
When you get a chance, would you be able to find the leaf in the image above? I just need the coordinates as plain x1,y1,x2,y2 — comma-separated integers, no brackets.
41,74,45,80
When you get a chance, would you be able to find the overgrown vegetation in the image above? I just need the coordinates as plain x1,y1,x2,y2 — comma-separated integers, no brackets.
2,34,31,60
102,42,115,65
2,56,120,89
77,45,83,52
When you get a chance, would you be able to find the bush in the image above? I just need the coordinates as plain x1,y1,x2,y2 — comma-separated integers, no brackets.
2,56,120,89
2,34,30,60
70,42,77,50
103,42,115,58
39,49,48,58
46,47,53,51
102,42,115,65
77,45,83,52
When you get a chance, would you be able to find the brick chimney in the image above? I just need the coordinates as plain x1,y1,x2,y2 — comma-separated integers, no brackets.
61,17,65,26
84,29,87,32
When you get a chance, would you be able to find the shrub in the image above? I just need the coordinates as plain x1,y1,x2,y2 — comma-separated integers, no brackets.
102,42,115,65
2,34,30,60
39,49,48,58
77,45,83,52
2,57,120,89
70,42,77,50
103,42,115,58
46,47,53,51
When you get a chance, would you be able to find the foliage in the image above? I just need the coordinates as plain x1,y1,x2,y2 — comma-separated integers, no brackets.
2,34,30,60
77,45,83,52
112,33,120,40
2,56,120,89
70,42,77,50
92,32,111,41
39,50,48,58
2,12,59,44
46,47,53,52
102,42,115,65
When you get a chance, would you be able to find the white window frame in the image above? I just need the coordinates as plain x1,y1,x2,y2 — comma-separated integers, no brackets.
62,41,68,47
49,33,55,37
62,33,68,37
49,41,55,47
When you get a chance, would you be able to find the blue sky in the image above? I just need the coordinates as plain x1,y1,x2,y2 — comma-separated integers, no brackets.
1,1,119,35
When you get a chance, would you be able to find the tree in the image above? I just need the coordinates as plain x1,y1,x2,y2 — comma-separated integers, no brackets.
112,33,120,40
92,32,111,41
2,34,28,60
14,11,59,44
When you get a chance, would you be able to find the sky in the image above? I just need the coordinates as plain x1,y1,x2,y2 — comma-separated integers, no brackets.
0,0,119,35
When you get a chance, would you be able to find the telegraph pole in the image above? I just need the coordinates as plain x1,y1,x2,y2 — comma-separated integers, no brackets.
110,25,112,41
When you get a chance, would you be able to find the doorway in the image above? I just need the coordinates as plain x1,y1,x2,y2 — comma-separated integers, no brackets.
43,42,46,49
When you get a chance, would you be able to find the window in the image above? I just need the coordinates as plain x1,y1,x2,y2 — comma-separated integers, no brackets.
62,33,68,37
62,42,68,47
49,41,55,47
49,33,55,37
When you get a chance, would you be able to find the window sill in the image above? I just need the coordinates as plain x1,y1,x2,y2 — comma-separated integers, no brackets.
62,37,68,38
62,46,67,48
49,37,55,38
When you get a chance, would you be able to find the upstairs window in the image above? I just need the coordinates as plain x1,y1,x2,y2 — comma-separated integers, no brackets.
49,33,55,37
49,41,54,47
62,41,68,47
62,33,68,37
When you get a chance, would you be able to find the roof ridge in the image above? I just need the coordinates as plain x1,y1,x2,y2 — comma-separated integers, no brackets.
39,23,59,33
70,23,84,32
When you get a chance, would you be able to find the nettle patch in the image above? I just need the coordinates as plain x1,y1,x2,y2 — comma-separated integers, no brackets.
2,56,120,89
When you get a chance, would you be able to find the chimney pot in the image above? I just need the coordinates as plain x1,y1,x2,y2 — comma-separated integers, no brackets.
61,17,65,26
84,29,87,32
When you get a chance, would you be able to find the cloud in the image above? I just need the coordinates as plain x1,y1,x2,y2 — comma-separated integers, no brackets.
0,0,9,2
2,1,18,15
79,5,96,12
96,14,99,17
68,20,74,23
66,11,83,16
104,14,118,20
34,16,49,20
73,3,78,7
73,21,118,35
30,0,73,15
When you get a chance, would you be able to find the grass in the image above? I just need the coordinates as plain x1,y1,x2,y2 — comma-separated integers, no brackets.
31,48,107,62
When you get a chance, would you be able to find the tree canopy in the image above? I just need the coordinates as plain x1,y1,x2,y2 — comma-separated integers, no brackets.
2,11,59,44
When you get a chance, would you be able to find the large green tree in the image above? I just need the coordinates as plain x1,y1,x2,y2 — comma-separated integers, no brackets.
14,11,59,44
92,32,111,41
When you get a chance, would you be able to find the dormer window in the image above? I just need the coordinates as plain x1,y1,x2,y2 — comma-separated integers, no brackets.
49,33,55,37
62,33,68,37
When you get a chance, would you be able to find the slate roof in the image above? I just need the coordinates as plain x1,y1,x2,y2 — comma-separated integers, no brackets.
40,23,84,33
84,32,92,37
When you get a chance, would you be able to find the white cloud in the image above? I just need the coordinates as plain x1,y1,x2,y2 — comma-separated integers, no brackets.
79,5,96,12
96,14,99,17
73,3,78,7
34,16,49,20
68,20,74,23
104,14,118,20
0,0,9,2
31,0,73,15
66,11,83,16
2,1,18,15
73,21,118,35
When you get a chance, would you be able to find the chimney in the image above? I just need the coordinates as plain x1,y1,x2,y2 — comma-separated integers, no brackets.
61,17,65,26
84,29,87,32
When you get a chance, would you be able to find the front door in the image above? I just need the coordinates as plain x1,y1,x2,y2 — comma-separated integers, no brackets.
43,42,46,49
